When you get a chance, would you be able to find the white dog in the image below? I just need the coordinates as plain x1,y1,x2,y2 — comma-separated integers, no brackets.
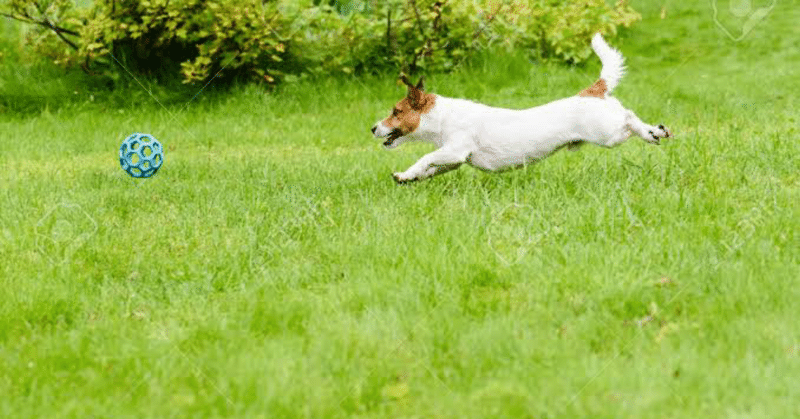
371,33,671,184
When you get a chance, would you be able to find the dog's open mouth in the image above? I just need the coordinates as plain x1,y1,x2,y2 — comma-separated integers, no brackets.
383,128,404,147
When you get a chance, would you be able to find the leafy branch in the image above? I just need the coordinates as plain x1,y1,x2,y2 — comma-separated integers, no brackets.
1,1,80,50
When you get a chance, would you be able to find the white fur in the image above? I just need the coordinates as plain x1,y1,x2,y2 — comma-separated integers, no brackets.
372,34,671,183
592,33,625,93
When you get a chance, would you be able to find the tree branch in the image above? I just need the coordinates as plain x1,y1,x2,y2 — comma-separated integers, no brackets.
0,12,80,36
386,8,391,53
46,18,79,50
408,0,426,38
1,9,81,51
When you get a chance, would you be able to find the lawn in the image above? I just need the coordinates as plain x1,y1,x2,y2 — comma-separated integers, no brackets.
0,1,798,418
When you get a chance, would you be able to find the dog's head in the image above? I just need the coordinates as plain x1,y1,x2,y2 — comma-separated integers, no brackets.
371,75,436,149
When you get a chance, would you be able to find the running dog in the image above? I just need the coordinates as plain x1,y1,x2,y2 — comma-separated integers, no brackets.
370,34,672,184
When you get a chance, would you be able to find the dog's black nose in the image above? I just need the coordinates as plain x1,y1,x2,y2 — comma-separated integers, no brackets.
370,126,377,135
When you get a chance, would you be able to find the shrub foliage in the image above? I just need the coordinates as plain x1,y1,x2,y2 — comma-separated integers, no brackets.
1,0,640,85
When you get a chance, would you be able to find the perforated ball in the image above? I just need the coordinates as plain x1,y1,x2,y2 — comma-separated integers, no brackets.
119,133,164,178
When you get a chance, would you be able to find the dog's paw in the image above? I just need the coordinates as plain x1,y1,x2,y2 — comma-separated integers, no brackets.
647,124,672,145
392,172,411,185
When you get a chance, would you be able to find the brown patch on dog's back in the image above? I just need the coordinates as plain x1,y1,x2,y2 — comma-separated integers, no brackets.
579,78,608,98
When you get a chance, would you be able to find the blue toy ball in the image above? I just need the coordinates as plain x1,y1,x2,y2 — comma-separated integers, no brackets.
119,133,164,178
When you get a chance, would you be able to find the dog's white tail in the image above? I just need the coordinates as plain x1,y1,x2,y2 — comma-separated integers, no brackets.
591,33,625,94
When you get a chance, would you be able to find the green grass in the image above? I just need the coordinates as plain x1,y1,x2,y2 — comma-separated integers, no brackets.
1,1,799,418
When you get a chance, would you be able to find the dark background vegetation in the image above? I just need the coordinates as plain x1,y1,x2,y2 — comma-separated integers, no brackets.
1,0,639,95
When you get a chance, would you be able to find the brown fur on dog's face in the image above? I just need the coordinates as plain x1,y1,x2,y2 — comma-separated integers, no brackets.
380,76,436,140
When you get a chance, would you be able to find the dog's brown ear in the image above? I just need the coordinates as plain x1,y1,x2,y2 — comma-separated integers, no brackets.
399,74,425,91
400,73,426,108
399,73,414,88
407,84,423,108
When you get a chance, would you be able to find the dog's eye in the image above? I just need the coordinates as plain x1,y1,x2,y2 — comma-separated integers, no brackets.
392,108,400,116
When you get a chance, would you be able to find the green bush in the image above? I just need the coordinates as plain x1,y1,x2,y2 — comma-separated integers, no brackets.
0,0,640,85
280,0,641,75
1,0,291,84
489,0,642,62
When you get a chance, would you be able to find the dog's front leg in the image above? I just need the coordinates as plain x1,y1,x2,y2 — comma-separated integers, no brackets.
625,110,672,145
393,146,470,184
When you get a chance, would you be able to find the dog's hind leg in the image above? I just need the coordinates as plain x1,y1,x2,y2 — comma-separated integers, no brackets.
393,147,470,184
625,110,672,145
